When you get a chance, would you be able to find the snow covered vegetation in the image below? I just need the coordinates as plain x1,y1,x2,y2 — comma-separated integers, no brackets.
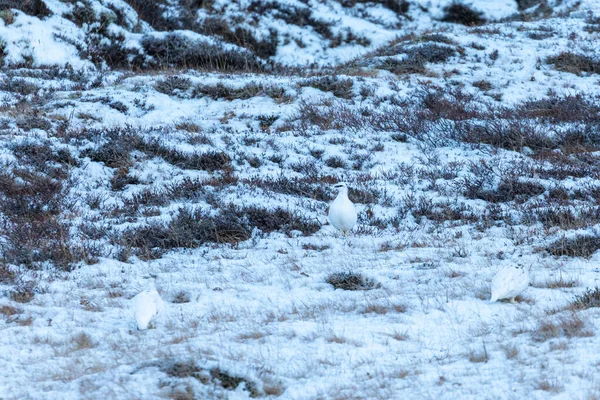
2,0,600,398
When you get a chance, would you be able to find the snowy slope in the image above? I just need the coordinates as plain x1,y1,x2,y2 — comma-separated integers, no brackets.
1,0,600,399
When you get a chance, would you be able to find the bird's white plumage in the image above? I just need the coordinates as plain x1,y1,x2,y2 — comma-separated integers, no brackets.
328,182,357,235
132,282,164,330
490,266,529,303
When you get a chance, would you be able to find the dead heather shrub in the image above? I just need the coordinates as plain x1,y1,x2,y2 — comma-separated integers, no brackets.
585,16,600,33
570,287,600,311
72,332,95,350
545,235,600,258
142,140,232,172
460,165,545,204
141,33,264,72
245,175,331,201
472,80,493,91
525,206,600,230
0,155,96,271
546,52,600,75
324,155,347,169
9,283,35,303
376,43,460,75
191,82,266,100
85,127,232,172
119,206,319,259
302,243,329,251
0,264,15,283
531,314,593,342
301,76,354,99
0,78,40,95
458,119,555,152
527,30,554,40
15,115,52,132
327,271,380,291
404,196,477,223
110,168,140,191
339,0,409,14
200,16,279,59
531,274,578,289
1,0,51,18
516,94,600,123
121,0,172,30
418,86,481,121
0,304,21,318
154,76,192,96
534,379,563,393
160,360,261,398
83,127,144,169
2,217,97,271
516,0,544,11
441,3,486,26
378,56,427,75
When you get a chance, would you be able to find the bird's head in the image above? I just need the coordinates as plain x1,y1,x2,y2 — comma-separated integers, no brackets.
332,182,348,196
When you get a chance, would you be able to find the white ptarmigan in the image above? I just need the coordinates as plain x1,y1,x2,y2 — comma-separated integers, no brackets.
490,266,529,303
328,182,357,236
132,282,164,330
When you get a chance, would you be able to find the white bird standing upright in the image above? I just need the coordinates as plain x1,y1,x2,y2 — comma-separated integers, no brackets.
490,266,529,303
328,182,357,236
132,281,164,330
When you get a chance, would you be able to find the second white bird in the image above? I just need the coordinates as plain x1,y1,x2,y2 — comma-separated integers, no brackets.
328,182,357,236
490,266,529,303
132,282,164,330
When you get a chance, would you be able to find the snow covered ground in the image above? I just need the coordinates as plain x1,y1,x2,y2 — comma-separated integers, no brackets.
2,0,600,398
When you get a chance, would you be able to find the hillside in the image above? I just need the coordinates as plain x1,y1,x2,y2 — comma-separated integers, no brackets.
2,0,600,398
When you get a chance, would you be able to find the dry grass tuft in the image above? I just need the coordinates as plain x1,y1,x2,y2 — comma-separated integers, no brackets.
531,314,593,342
570,287,600,311
327,271,380,291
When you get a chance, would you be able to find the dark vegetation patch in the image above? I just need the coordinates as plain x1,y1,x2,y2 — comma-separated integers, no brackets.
516,0,544,11
141,33,264,72
327,271,380,290
441,3,486,26
403,196,477,223
83,127,231,172
373,43,460,75
472,80,493,91
0,138,98,272
457,119,555,152
160,360,261,398
110,168,140,191
324,155,347,169
339,0,409,14
9,282,36,303
524,206,600,230
585,16,600,33
118,206,319,260
154,76,192,96
545,235,600,258
199,16,279,59
245,175,334,201
462,175,545,204
516,94,600,123
1,0,51,18
300,76,354,99
546,52,600,75
570,287,600,311
191,82,271,101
